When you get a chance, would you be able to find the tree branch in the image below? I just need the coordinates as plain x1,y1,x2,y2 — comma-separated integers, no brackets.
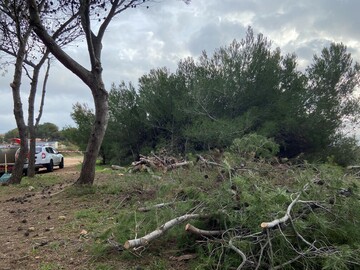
260,183,309,229
185,223,225,237
124,213,203,249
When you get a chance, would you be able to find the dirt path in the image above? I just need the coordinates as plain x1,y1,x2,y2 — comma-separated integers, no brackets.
0,156,101,270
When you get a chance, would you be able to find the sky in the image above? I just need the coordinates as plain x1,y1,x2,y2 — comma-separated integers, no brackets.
1,0,360,135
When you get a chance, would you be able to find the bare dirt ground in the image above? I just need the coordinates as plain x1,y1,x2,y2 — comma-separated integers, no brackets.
0,156,104,270
0,157,191,270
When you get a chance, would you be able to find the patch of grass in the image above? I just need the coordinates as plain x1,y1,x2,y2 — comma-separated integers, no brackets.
65,185,97,196
38,262,62,270
21,173,63,189
49,241,61,251
93,264,115,270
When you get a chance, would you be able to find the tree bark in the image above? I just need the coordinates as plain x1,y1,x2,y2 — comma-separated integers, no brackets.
75,82,109,185
27,55,50,177
27,65,41,177
7,29,32,184
185,223,225,236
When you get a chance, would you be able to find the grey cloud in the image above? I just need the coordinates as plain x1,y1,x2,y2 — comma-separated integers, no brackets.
188,21,247,56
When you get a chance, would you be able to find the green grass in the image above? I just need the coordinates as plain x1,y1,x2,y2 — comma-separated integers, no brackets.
38,262,62,270
2,154,359,270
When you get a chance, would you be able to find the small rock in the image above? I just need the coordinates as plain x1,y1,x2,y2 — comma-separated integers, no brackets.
58,215,66,220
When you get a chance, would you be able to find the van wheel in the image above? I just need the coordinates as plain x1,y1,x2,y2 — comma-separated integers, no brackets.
47,160,54,172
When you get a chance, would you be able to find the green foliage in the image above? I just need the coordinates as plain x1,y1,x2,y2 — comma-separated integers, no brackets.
230,133,279,159
4,127,19,141
66,27,360,166
4,123,60,142
103,82,147,165
138,67,190,153
66,103,95,151
324,135,360,166
36,122,61,140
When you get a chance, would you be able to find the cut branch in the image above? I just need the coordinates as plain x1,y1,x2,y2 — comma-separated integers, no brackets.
137,202,177,212
197,155,224,168
185,223,225,237
260,184,309,229
124,213,203,249
166,161,193,171
229,237,247,269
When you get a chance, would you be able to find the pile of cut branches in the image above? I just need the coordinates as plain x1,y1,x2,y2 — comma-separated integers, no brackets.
129,151,192,173
111,157,360,269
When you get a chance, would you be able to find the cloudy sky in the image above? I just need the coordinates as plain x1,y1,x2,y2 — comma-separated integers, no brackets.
1,0,359,134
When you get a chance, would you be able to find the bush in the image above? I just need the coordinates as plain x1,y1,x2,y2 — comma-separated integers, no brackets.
230,133,279,159
326,136,360,166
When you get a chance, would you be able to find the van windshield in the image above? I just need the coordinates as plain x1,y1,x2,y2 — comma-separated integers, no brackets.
35,147,42,154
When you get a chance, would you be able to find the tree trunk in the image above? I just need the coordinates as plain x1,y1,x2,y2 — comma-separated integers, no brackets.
27,127,36,177
75,81,109,185
7,28,32,184
8,85,28,184
8,62,28,184
27,66,40,177
28,56,50,177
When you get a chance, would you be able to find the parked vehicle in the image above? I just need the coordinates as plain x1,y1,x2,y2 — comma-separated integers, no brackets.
0,146,19,176
26,146,64,172
1,139,64,175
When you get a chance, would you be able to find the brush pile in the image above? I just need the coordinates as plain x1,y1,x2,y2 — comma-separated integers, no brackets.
129,151,192,173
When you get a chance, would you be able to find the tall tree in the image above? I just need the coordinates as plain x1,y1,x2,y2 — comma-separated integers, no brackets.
26,0,191,185
304,43,360,153
0,0,32,183
68,103,95,152
138,68,190,152
0,0,81,181
36,122,61,141
105,82,146,164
